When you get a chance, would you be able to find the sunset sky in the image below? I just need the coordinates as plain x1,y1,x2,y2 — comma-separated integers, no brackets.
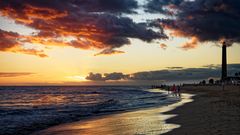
0,0,239,85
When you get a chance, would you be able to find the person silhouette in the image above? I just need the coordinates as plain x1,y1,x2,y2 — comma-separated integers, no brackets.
177,85,181,97
171,84,176,96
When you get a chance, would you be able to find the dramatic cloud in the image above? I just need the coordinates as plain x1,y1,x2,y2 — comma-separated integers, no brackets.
86,64,240,81
0,72,34,77
0,0,138,14
76,0,139,13
0,29,47,57
2,0,239,56
0,0,167,57
147,0,240,47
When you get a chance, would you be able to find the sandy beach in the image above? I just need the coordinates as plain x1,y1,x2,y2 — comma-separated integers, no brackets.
32,85,240,135
163,85,240,135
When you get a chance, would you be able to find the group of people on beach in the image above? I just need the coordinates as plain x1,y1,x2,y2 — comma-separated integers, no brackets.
168,84,181,97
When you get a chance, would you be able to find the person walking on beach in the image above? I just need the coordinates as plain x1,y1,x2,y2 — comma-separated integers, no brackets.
171,84,176,96
177,85,181,97
167,86,170,94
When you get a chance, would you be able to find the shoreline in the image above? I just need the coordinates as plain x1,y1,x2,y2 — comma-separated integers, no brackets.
32,85,240,135
162,85,240,135
32,91,194,135
0,87,180,135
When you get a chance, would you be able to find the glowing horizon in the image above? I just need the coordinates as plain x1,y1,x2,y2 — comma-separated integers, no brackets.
0,0,240,85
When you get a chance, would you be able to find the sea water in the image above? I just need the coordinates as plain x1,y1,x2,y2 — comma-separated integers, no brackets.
0,86,179,135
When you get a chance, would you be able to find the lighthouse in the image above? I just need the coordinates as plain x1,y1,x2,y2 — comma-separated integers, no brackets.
221,42,227,81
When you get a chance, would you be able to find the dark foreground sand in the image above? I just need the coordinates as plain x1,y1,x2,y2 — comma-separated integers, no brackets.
33,85,240,135
163,85,240,135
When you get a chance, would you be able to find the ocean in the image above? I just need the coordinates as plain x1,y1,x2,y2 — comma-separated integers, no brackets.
0,86,180,135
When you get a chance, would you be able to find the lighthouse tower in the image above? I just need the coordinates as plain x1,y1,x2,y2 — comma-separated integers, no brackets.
221,42,227,81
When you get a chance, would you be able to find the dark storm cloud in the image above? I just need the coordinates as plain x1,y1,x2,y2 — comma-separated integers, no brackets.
90,15,167,46
86,64,240,81
85,73,104,81
147,0,240,47
154,0,240,42
0,0,167,57
0,0,138,14
0,72,34,77
75,0,138,13
104,72,128,80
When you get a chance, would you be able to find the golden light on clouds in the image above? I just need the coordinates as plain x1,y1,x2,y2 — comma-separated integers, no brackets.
0,0,240,85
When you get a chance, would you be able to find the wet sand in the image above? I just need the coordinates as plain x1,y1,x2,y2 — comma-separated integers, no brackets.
33,85,240,135
33,93,193,135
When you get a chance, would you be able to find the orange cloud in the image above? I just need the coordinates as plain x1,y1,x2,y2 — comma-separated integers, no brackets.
181,37,199,50
14,48,48,58
0,72,34,77
0,1,166,57
1,3,110,54
0,30,48,57
0,5,111,54
1,7,34,24
23,4,68,20
160,43,167,50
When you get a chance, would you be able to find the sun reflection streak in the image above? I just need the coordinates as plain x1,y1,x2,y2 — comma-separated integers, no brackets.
33,92,194,135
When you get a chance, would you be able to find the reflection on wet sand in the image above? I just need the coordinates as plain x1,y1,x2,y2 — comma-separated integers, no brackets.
33,94,193,135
